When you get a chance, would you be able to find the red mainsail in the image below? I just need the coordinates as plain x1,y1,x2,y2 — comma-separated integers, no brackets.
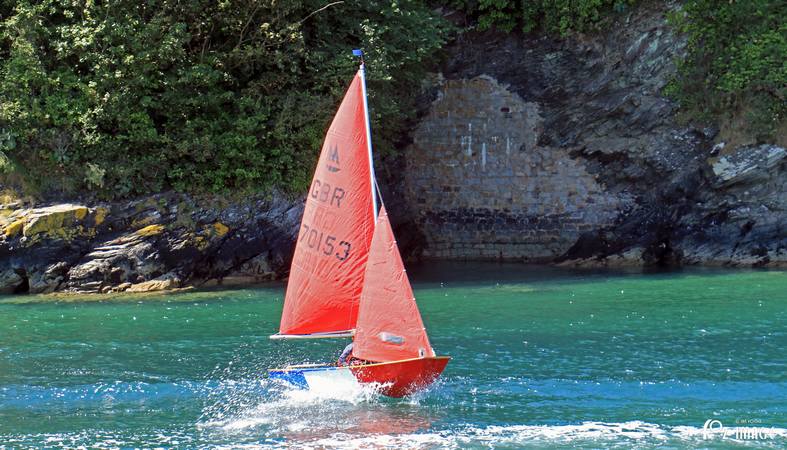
278,71,375,335
353,206,435,362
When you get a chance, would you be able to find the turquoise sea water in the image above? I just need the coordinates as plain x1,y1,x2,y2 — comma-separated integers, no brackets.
1,264,785,448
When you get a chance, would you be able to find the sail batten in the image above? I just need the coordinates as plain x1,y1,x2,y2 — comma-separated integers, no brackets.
270,330,355,340
278,70,375,336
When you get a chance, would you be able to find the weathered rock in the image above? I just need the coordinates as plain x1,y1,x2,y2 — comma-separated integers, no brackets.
0,203,95,241
65,237,165,292
219,252,276,285
711,145,786,187
0,266,23,294
0,192,301,294
28,261,70,294
126,273,181,293
23,204,89,238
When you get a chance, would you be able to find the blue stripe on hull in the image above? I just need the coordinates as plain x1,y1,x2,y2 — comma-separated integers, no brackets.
268,366,336,389
269,369,308,388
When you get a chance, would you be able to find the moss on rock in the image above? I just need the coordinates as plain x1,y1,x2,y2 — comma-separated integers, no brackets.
23,205,89,238
213,222,229,237
4,218,25,238
93,207,108,226
135,224,164,237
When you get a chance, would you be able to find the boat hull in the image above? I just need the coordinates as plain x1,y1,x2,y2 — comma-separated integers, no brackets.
268,356,450,398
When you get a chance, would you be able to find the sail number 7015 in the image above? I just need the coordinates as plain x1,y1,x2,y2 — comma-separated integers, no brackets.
300,224,351,261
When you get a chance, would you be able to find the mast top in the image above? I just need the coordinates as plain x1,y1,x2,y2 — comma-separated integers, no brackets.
353,48,365,69
354,48,377,219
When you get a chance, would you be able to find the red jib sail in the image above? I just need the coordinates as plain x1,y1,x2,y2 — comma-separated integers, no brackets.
353,206,435,362
279,71,375,335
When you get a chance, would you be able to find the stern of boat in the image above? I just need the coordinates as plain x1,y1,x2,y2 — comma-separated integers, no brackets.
268,356,449,397
350,356,450,397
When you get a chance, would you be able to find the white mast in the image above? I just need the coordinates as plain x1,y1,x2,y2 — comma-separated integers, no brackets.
357,53,378,220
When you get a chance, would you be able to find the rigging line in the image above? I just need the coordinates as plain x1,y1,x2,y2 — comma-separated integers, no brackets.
358,61,378,220
374,177,385,212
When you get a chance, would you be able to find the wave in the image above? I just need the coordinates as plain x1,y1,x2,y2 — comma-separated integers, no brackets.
196,378,786,449
5,417,785,448
4,377,785,448
210,422,787,449
203,378,386,431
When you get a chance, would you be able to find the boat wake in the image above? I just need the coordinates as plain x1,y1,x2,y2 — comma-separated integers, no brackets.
6,419,785,449
198,374,387,433
203,420,787,449
195,374,787,449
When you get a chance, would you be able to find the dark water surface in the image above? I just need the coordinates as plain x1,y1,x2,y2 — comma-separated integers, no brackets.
1,264,785,448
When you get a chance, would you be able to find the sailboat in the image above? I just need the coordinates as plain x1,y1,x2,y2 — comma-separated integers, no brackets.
267,52,449,398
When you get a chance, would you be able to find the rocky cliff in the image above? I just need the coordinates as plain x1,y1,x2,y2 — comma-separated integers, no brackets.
0,193,301,294
399,4,785,267
1,4,784,295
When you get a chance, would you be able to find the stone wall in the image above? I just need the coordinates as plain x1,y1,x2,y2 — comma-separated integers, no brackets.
398,4,785,266
404,76,628,260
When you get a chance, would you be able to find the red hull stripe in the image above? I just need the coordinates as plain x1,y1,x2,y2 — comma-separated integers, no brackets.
268,356,450,398
349,356,450,398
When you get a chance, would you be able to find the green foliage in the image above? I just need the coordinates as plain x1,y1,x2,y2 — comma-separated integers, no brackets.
451,0,637,35
84,163,105,188
667,0,786,143
1,0,783,200
0,0,448,198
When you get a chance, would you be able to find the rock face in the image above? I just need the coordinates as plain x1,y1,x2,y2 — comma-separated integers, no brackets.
0,193,301,293
677,144,786,266
400,4,785,266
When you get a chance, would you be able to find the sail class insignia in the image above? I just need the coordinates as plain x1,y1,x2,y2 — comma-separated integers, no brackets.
328,144,340,172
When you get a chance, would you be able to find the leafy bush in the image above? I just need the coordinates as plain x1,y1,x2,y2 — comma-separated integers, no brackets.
450,0,637,35
1,0,783,201
666,0,786,144
0,0,448,198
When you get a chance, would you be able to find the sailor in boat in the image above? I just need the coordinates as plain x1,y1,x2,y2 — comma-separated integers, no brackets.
337,342,372,366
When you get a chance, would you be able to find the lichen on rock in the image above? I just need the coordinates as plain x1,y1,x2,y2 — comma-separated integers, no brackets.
93,207,108,226
213,222,229,237
4,219,24,238
135,224,164,237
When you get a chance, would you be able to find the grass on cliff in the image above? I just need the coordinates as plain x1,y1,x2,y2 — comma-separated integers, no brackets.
665,0,786,147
